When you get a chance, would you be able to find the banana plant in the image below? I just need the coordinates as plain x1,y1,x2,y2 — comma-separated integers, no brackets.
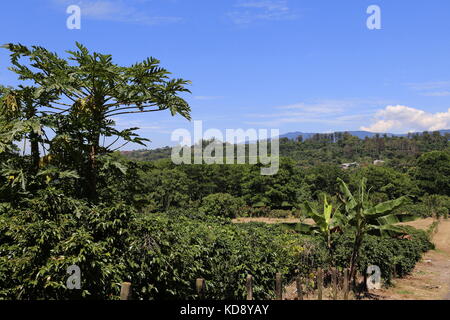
337,177,417,284
337,178,416,235
298,195,344,251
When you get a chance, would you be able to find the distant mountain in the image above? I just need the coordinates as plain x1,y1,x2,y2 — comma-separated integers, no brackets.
280,129,450,141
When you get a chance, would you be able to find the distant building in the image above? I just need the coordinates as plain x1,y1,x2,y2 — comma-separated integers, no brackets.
373,160,385,166
341,162,359,170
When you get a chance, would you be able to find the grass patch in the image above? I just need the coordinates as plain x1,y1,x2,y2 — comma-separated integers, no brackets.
414,271,428,276
397,290,414,295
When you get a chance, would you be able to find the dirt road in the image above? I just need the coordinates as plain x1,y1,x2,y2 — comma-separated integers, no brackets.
377,218,450,300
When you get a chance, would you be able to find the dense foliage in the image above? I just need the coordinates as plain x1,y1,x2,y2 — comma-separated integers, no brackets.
127,214,327,300
333,229,434,284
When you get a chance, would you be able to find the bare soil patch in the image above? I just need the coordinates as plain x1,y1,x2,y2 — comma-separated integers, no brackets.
232,217,313,225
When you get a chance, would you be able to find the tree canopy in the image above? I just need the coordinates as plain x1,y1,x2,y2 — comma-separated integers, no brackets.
1,42,191,200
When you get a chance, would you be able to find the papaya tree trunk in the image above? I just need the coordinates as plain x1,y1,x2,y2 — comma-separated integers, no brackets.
87,143,98,201
25,104,40,174
86,105,102,202
30,131,40,174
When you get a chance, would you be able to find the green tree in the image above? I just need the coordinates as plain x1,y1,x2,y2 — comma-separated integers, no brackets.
305,164,348,199
200,193,245,219
415,151,450,196
352,165,419,200
2,42,191,200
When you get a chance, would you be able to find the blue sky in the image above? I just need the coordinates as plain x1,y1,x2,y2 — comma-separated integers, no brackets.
1,0,450,149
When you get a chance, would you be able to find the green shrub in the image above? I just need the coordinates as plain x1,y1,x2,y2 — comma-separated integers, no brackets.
0,187,133,299
398,202,428,218
200,193,245,219
268,209,294,219
126,214,327,300
421,195,450,218
395,195,450,218
0,187,433,299
238,206,271,218
332,230,433,285
1,192,328,300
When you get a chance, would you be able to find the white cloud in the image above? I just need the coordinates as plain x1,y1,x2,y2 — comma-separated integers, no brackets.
405,81,450,97
53,0,181,25
244,98,389,126
244,117,343,127
361,105,450,133
276,100,352,114
422,91,450,97
228,0,298,25
238,0,289,11
112,117,166,132
405,81,450,91
193,96,225,101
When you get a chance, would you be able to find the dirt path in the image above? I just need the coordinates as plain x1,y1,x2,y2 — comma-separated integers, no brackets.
232,217,315,225
376,218,450,300
232,217,302,224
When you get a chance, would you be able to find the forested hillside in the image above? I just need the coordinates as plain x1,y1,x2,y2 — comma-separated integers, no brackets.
119,132,450,216
124,131,450,166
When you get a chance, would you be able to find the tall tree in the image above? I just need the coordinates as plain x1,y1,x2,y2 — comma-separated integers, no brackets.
415,151,450,196
3,43,191,200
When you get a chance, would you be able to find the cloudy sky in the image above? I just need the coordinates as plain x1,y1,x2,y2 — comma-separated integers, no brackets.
1,0,450,149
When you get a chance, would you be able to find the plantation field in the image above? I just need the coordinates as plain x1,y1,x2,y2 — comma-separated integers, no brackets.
233,217,450,300
0,42,448,300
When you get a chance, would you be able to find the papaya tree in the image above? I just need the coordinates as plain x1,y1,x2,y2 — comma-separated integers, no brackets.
0,86,57,173
2,43,191,200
